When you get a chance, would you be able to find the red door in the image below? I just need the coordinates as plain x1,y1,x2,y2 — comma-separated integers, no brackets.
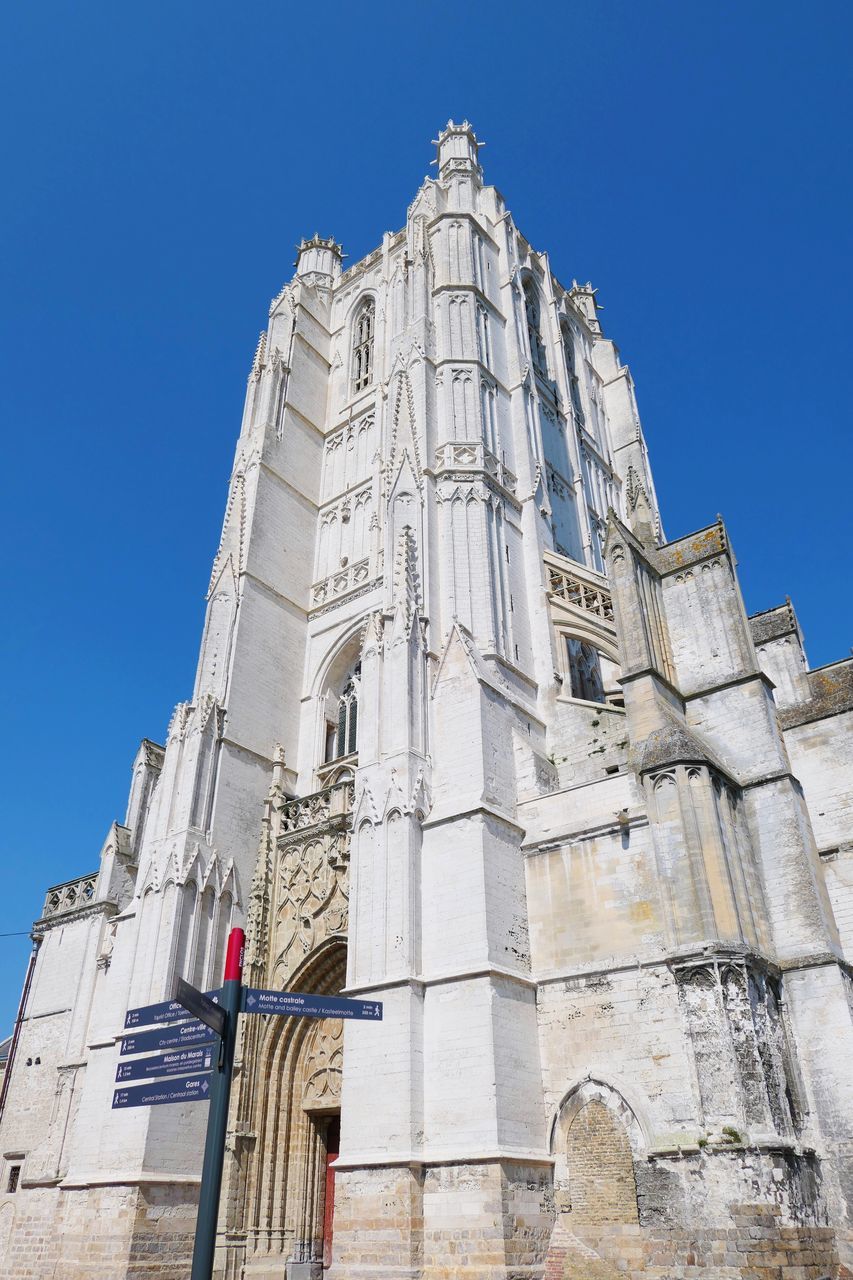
322,1116,340,1269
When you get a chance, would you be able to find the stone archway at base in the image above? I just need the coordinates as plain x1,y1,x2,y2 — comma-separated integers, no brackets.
550,1079,643,1231
232,942,347,1279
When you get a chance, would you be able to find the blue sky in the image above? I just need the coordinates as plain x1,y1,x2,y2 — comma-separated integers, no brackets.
1,1,851,1031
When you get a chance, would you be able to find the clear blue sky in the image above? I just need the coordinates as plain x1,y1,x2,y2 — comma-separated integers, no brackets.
1,2,851,1031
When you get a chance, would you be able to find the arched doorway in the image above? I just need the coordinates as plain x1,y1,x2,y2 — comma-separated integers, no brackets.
240,942,347,1278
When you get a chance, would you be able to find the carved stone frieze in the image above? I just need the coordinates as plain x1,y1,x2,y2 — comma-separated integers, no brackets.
267,781,353,985
302,1017,344,1111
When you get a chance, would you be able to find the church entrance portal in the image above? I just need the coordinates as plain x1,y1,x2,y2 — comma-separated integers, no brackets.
232,943,347,1279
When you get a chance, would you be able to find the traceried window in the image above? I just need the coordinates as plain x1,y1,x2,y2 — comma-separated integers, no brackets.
524,280,548,375
566,638,605,704
327,665,360,762
351,299,375,394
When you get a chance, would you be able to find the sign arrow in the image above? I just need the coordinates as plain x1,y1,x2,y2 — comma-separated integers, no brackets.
174,978,226,1037
120,1021,218,1057
124,990,221,1030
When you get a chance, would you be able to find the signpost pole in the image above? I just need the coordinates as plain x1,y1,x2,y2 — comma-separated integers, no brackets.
190,926,244,1280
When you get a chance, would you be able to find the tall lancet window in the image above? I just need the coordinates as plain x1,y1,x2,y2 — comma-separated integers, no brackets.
524,281,548,375
562,323,585,425
352,299,375,394
326,664,360,762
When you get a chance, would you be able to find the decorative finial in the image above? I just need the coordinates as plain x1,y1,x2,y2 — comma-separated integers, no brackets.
250,331,267,379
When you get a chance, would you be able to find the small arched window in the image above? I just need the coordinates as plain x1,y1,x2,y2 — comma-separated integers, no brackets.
352,299,375,394
325,664,360,762
566,638,605,704
524,281,548,375
562,637,624,707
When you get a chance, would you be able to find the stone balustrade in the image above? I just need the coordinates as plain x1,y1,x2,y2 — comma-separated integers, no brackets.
40,873,98,920
434,440,518,494
280,779,354,835
311,557,371,608
547,562,614,622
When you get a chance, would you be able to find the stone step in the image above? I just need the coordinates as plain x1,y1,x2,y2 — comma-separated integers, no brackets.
545,1231,626,1280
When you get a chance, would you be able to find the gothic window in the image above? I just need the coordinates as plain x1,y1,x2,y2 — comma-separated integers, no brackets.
328,666,360,761
472,232,486,290
566,637,605,704
351,299,375,394
524,280,548,375
562,324,584,424
476,302,492,367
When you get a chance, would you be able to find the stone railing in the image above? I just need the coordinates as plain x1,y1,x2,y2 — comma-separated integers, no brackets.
280,780,354,835
311,557,371,608
547,562,614,622
434,441,517,494
41,873,98,920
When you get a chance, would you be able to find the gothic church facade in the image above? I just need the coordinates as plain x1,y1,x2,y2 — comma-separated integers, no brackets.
0,123,851,1280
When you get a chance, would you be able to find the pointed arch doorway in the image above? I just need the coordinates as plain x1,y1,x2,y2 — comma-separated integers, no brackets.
242,943,347,1279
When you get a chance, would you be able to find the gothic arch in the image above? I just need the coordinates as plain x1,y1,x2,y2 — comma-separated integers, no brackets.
551,1078,647,1156
242,941,347,1268
310,619,367,703
349,294,376,394
521,272,549,375
342,287,378,329
554,623,620,668
550,1078,645,1227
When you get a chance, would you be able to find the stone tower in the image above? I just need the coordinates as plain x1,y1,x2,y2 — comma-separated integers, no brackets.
0,123,851,1280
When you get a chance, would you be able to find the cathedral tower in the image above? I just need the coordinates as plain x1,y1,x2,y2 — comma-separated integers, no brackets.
0,124,851,1280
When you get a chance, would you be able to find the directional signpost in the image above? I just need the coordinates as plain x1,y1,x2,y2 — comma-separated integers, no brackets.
116,1044,216,1083
123,995,217,1030
113,1074,212,1109
174,978,226,1038
119,1020,218,1056
241,987,382,1021
114,925,383,1280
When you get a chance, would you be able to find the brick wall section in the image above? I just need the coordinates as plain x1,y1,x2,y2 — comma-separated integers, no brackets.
565,1101,638,1225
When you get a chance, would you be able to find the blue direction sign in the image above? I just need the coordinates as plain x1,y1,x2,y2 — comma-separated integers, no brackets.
112,1073,212,1110
115,1045,215,1083
124,990,221,1030
174,978,225,1037
242,988,382,1021
120,1020,218,1057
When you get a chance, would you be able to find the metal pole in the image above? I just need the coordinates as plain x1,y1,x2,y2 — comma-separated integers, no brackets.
190,926,244,1280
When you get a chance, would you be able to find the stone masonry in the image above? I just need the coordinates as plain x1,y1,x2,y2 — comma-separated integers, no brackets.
0,123,851,1279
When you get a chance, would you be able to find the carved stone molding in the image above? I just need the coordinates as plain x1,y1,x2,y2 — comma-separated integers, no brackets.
268,781,354,985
